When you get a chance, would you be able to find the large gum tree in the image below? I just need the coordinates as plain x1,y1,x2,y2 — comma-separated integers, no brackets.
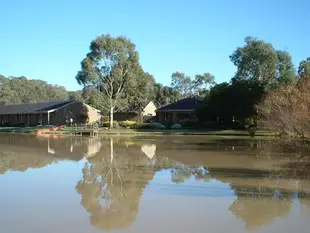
76,34,140,128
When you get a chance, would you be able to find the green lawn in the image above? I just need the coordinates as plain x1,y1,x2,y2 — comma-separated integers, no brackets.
0,126,273,139
97,128,273,137
0,127,40,134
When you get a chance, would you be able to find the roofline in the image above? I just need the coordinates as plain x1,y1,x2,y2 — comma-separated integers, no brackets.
156,109,195,112
47,100,78,113
0,100,78,115
82,103,101,113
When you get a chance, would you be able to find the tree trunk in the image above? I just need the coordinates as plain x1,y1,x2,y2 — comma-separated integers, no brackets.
110,137,114,162
110,106,114,128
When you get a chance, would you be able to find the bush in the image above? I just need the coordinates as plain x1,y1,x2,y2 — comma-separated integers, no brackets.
248,127,256,137
171,124,182,129
131,122,151,129
119,120,136,128
102,121,120,128
150,122,165,129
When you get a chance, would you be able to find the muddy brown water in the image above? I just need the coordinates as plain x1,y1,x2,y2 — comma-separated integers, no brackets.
0,135,309,233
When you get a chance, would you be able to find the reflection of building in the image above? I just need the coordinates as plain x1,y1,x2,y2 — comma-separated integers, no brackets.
141,144,156,159
0,100,101,126
0,135,102,174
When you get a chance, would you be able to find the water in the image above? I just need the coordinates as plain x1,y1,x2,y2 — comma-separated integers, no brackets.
0,135,309,233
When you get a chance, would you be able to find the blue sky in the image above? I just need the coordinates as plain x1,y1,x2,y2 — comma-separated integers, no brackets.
0,0,309,91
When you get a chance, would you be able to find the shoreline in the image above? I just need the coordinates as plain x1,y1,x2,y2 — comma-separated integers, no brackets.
0,127,273,138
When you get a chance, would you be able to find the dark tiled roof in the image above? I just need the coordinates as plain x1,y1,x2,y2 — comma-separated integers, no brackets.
156,96,202,111
0,100,75,115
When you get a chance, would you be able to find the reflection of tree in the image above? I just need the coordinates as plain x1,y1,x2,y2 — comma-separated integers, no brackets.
171,166,210,184
76,138,157,231
229,186,293,230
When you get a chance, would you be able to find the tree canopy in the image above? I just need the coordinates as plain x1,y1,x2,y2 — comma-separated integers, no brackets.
298,57,310,78
0,75,68,104
230,37,296,90
76,34,141,128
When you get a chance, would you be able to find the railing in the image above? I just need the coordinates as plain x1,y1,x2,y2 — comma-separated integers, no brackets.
71,124,99,131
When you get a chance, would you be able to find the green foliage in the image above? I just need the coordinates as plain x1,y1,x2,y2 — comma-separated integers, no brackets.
230,37,296,90
171,72,193,98
68,91,84,101
192,73,216,96
170,72,216,99
298,57,310,78
76,34,141,128
152,83,180,107
276,51,297,85
119,120,136,127
125,69,155,117
102,121,120,128
197,79,264,127
247,127,256,137
150,122,166,129
0,75,68,104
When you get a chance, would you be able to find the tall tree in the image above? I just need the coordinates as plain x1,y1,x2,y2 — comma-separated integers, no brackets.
192,73,216,96
82,86,109,115
126,70,154,121
276,51,297,85
68,90,84,102
230,37,278,89
0,75,21,104
0,75,69,104
171,72,192,98
152,83,180,107
76,34,140,128
298,57,310,78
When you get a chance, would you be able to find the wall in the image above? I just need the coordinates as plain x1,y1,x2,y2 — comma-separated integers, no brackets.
50,101,100,125
0,113,47,126
83,103,101,124
142,102,157,116
50,101,87,125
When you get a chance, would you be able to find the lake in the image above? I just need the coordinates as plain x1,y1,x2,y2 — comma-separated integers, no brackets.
0,134,309,233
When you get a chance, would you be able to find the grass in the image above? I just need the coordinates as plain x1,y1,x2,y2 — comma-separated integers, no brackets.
97,128,273,137
0,126,40,134
0,126,273,139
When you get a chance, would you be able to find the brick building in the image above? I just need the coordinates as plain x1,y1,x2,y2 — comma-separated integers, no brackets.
0,100,101,126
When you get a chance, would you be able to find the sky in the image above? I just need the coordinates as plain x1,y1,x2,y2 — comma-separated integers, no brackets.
0,0,309,91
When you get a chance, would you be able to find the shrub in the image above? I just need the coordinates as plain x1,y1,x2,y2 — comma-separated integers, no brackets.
258,77,310,138
171,124,182,129
150,122,165,129
101,121,119,128
248,127,256,137
131,122,151,129
119,120,136,128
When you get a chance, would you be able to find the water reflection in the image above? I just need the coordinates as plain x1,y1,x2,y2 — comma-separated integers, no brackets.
1,135,310,232
76,138,157,231
0,134,102,174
